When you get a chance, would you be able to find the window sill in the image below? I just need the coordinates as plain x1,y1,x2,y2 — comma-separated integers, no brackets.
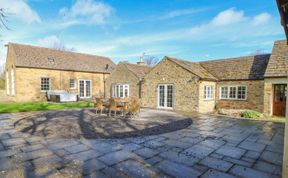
203,98,214,101
219,99,247,101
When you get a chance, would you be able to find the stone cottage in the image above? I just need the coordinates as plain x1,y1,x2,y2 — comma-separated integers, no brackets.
105,61,151,99
4,43,115,102
141,40,288,116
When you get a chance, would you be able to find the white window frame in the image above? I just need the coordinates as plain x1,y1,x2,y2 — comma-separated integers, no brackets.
204,85,213,100
219,85,247,100
112,83,129,98
11,69,15,96
6,70,9,96
157,84,174,109
40,77,51,92
78,79,92,98
70,79,76,89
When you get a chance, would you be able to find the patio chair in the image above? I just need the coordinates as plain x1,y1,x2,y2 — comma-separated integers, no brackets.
95,98,105,115
128,98,141,118
108,98,124,117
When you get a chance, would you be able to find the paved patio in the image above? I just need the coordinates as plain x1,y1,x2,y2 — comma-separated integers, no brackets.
0,109,284,178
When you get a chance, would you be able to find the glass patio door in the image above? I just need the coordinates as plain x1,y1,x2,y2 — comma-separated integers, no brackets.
158,84,174,109
79,80,92,98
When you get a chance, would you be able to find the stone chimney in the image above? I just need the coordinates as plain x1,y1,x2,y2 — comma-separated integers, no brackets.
137,53,146,66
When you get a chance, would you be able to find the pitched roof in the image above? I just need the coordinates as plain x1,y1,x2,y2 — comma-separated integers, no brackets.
166,57,217,80
9,43,115,73
121,62,151,78
200,55,270,80
265,40,288,77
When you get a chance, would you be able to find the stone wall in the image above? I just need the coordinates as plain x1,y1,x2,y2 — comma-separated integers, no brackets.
6,67,108,102
198,81,216,113
105,63,140,98
141,58,200,112
216,80,264,113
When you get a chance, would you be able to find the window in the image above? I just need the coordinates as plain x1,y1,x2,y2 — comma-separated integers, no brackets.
41,77,51,92
6,70,9,95
204,86,213,99
70,79,76,89
11,69,15,96
78,80,92,98
158,84,174,109
220,86,247,100
112,84,129,98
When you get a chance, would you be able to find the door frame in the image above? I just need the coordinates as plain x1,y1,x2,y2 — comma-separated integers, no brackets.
157,84,174,110
272,84,287,116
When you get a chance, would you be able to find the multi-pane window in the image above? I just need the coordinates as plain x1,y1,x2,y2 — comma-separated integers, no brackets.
112,84,129,98
221,86,228,99
204,86,213,99
11,69,15,96
70,79,76,89
220,86,247,100
41,77,51,91
79,80,92,98
158,84,174,109
6,70,9,95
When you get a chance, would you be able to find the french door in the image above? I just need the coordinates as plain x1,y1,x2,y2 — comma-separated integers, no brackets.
158,84,174,109
78,80,92,98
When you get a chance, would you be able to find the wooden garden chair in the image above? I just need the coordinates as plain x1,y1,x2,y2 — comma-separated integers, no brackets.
128,98,141,118
95,98,105,115
108,98,124,117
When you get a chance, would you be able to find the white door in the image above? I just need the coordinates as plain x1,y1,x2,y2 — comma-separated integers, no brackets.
78,80,92,98
158,84,174,109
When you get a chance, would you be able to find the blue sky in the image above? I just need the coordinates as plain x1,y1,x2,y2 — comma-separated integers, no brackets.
0,0,285,66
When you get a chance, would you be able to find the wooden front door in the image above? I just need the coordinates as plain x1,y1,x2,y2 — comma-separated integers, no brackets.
273,84,287,117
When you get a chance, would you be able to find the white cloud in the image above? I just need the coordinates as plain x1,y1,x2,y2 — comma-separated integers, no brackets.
211,8,245,26
252,13,271,26
0,0,41,24
37,35,61,47
160,8,207,20
59,0,113,26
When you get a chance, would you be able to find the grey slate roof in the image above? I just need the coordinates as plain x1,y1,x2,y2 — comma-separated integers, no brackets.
200,55,271,80
121,62,152,78
166,57,217,80
9,43,115,73
265,40,288,77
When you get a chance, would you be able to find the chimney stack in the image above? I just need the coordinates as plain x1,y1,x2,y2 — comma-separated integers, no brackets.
137,53,146,66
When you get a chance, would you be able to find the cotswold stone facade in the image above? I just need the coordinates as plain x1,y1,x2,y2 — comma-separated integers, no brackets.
105,63,150,98
141,57,213,113
141,40,288,115
11,67,108,102
215,80,265,113
4,43,115,102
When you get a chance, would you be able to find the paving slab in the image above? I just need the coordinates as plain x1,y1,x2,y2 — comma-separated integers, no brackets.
201,169,237,178
115,159,158,178
200,157,233,172
134,147,159,159
159,151,199,166
156,160,201,178
229,165,277,178
98,150,138,166
260,151,283,166
216,145,246,159
238,141,266,152
183,144,214,159
82,158,107,175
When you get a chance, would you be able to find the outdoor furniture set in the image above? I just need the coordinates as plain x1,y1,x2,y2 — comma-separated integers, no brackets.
94,97,141,118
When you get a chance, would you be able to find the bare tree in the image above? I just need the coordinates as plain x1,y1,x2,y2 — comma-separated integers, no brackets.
142,54,159,66
250,49,267,55
53,42,75,52
0,8,9,30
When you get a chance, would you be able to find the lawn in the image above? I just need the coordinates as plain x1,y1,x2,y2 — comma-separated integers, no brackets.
0,102,94,113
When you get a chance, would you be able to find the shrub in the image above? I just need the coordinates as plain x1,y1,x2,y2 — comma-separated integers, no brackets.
242,110,261,118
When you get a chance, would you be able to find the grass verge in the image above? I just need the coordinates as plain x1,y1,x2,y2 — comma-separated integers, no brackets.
0,102,93,113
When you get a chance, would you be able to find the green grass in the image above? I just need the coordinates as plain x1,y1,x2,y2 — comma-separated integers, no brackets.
0,102,94,113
